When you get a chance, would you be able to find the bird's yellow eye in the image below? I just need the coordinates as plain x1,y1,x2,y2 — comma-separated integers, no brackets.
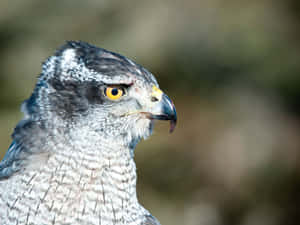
104,87,124,100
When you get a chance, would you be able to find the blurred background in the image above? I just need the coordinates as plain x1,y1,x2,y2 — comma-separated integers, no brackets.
0,0,300,224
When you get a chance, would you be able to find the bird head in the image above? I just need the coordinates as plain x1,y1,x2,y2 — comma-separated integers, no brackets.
22,41,177,146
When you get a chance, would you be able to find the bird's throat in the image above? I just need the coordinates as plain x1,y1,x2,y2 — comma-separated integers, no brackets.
5,134,143,224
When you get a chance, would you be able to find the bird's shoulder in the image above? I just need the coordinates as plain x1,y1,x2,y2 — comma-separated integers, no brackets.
0,120,50,180
142,214,161,225
0,141,23,179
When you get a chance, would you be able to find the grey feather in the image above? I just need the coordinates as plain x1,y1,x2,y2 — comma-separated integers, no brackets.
142,215,162,225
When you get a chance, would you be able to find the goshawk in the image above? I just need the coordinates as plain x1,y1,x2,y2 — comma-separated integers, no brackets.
0,41,177,225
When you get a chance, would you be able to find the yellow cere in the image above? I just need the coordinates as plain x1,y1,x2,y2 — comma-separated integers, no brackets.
105,87,123,100
152,85,163,101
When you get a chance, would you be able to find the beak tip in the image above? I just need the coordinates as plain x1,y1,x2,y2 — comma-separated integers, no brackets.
169,119,177,133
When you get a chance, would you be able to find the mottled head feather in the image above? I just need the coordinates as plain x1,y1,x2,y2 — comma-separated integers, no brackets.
22,41,158,122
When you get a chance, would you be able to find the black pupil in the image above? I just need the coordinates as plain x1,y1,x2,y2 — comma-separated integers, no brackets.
111,88,119,96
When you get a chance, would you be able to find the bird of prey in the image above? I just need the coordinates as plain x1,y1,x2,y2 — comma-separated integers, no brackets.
0,41,177,225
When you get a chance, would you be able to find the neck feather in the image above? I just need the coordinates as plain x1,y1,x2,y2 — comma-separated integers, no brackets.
4,121,145,224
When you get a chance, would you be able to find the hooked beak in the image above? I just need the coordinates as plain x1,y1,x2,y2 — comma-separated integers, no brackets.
146,86,177,133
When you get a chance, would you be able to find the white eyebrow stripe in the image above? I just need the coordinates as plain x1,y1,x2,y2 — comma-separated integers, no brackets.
56,49,134,85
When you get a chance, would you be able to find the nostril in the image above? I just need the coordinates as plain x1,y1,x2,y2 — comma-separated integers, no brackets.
151,96,159,102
